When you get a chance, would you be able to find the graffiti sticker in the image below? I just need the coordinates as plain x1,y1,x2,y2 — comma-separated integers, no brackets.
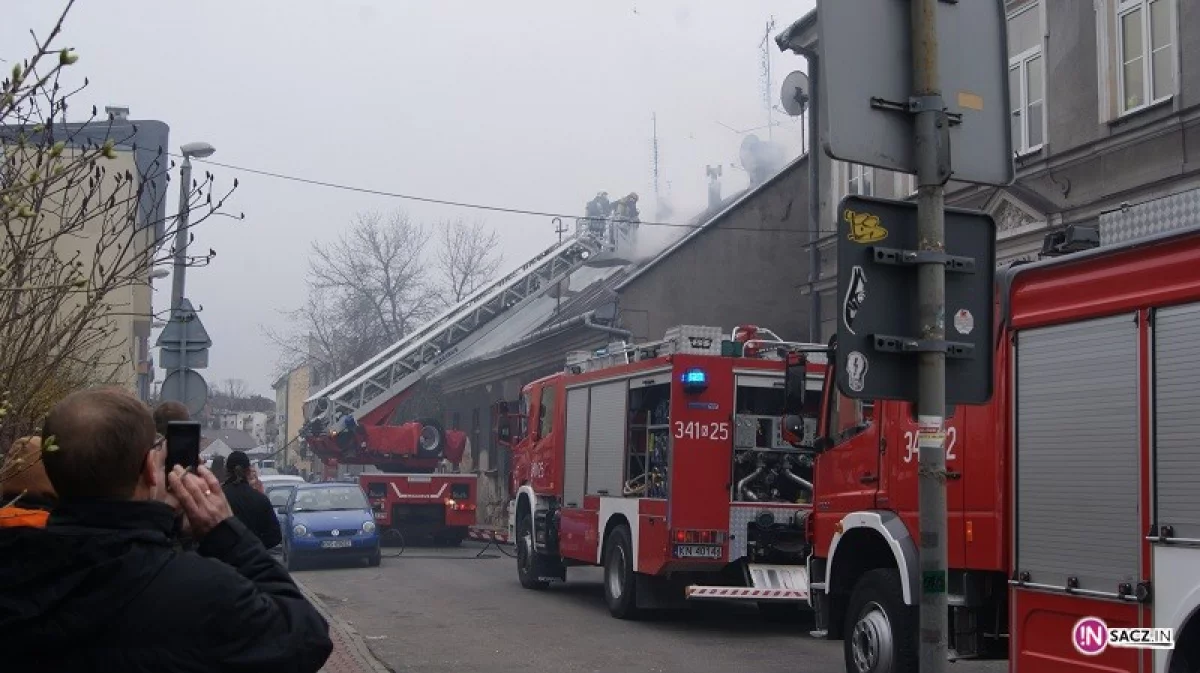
842,265,867,335
846,351,869,393
845,208,888,244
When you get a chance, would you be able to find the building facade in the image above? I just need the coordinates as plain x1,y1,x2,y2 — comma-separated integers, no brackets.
779,0,1200,340
273,364,317,476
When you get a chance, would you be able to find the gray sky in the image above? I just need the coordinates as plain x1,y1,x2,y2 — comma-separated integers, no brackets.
5,0,815,397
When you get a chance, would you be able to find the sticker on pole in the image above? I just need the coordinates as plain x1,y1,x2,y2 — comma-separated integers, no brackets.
846,351,868,392
953,309,975,335
842,266,867,335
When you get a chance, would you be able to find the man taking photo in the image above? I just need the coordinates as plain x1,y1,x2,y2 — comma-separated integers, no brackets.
0,387,332,672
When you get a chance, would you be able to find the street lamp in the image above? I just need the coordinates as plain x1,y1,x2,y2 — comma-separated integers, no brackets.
170,141,216,314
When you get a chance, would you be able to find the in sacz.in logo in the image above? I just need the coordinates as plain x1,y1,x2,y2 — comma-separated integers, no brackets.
1072,616,1174,656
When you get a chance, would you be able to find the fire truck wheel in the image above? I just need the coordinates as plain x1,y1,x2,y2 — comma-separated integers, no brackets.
603,524,640,620
516,513,549,590
843,569,917,673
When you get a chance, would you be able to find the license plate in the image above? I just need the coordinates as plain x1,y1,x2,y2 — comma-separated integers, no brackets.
674,544,723,559
321,540,352,549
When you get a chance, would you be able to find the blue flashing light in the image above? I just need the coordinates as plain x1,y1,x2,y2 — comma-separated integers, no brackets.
680,367,708,393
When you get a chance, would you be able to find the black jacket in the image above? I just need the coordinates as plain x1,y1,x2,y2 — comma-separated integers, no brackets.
223,480,283,549
0,499,332,672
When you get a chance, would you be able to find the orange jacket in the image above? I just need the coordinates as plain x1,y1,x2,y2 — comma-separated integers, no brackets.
0,505,50,529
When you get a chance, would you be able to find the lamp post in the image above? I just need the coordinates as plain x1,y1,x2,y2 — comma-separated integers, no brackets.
170,141,216,314
164,141,215,411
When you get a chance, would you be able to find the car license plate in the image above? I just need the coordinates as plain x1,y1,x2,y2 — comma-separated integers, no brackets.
321,540,352,549
674,544,723,559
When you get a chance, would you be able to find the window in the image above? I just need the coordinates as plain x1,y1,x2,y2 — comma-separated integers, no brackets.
847,164,874,196
1116,0,1175,113
1007,0,1044,153
537,386,556,438
895,173,917,199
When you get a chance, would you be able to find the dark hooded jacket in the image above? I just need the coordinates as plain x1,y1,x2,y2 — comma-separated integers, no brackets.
0,498,332,672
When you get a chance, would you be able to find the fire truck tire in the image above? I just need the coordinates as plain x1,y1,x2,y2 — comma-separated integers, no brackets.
603,524,640,620
843,569,917,673
516,513,550,590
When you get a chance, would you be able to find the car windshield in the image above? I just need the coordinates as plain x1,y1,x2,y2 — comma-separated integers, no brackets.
267,486,295,508
291,486,370,512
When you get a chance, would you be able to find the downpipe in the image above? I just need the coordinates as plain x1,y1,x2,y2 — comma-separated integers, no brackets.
582,311,632,341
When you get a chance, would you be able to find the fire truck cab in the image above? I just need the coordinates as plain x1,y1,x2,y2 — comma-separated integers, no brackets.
798,226,1200,673
501,325,826,618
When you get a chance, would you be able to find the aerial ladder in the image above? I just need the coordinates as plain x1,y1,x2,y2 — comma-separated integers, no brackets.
299,207,640,473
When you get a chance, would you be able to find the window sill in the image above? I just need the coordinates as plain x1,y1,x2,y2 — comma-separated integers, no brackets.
1015,145,1045,160
1110,95,1174,127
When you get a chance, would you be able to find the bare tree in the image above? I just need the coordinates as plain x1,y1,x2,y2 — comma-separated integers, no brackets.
0,1,240,452
221,379,249,400
436,217,503,306
265,210,504,385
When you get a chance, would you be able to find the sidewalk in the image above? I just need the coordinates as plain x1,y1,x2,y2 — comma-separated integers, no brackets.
297,580,393,673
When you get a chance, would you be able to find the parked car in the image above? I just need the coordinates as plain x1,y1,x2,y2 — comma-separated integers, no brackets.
259,474,305,489
278,482,381,570
266,483,299,552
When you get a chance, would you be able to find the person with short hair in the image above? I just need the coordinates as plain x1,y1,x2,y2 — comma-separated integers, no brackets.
223,450,282,549
152,400,190,436
0,387,332,672
0,436,57,528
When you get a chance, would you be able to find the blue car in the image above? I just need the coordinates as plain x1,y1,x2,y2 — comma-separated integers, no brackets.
277,482,381,570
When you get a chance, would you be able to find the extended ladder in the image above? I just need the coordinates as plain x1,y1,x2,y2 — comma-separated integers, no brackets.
306,221,626,424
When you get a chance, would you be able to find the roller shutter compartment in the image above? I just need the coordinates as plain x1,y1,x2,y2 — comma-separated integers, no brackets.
563,387,590,508
1153,303,1200,541
1015,313,1140,595
585,381,627,497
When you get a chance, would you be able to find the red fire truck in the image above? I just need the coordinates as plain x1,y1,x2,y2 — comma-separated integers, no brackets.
792,226,1200,673
499,325,827,618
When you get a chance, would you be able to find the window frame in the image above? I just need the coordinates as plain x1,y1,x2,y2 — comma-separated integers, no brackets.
1115,0,1176,116
1006,0,1045,155
846,163,875,197
537,385,556,439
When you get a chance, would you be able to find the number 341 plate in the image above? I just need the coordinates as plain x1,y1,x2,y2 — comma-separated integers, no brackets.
673,544,723,560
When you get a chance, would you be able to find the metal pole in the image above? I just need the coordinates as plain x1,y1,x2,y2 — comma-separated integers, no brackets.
912,0,949,670
798,48,822,344
170,155,193,408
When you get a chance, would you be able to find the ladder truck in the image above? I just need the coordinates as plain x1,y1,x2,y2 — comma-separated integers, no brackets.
299,211,640,544
784,224,1200,673
497,324,827,619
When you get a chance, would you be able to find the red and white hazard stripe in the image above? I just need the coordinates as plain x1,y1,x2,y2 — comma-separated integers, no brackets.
685,585,809,601
467,527,512,545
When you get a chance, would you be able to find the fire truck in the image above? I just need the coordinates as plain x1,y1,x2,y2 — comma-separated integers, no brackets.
499,324,827,618
789,225,1200,673
299,208,642,544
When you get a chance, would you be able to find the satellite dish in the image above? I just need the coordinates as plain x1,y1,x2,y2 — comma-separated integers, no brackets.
780,70,810,117
739,134,762,175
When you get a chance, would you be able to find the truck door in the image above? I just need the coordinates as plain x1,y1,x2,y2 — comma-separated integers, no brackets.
814,373,881,541
529,383,559,493
877,404,966,569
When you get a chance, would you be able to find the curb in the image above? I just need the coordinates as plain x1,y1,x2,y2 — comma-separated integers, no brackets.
296,579,393,673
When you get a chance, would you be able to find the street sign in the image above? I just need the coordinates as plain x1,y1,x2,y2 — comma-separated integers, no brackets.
835,195,996,405
815,0,1014,186
160,368,209,416
156,298,211,369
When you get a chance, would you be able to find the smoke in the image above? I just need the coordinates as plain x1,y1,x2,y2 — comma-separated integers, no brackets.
624,194,713,263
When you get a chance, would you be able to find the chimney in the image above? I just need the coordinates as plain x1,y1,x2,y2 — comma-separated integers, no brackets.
105,105,130,121
706,165,723,210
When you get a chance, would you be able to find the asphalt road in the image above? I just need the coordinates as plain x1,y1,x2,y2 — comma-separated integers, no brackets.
294,542,1008,673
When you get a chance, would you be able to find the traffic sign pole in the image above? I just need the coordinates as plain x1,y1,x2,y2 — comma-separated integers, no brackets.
913,0,949,670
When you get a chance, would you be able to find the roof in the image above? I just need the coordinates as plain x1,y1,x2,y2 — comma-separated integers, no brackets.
202,429,258,451
615,153,808,290
776,8,818,53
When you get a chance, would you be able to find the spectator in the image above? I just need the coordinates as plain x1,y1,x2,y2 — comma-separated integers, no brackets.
223,450,282,549
0,437,57,528
152,400,190,436
209,454,228,482
0,387,331,672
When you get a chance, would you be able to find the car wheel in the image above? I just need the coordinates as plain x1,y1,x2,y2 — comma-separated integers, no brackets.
843,568,917,673
603,523,640,619
368,548,382,567
284,543,302,572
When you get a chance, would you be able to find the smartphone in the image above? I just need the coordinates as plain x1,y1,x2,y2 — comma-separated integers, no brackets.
165,421,202,473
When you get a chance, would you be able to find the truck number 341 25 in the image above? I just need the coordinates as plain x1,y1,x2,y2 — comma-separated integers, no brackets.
673,421,730,441
901,427,958,464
